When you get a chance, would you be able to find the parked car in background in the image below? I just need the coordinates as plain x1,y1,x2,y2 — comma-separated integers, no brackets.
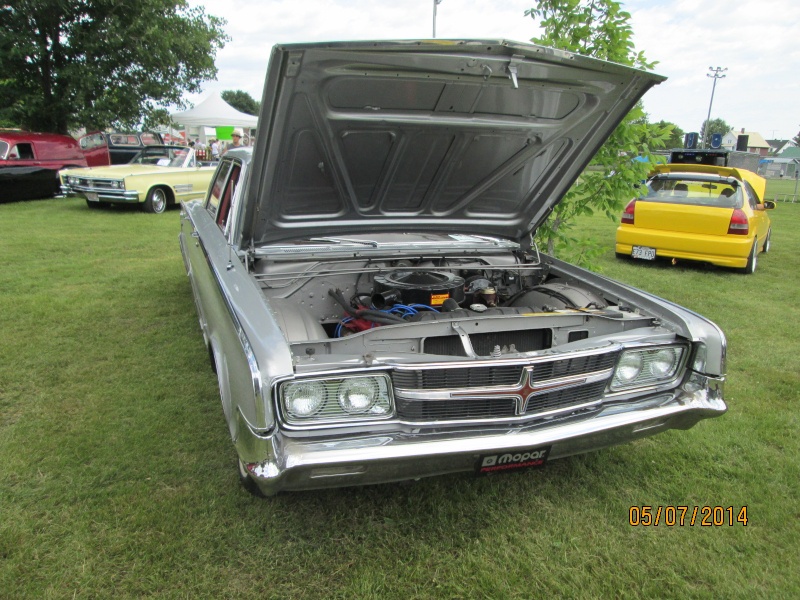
61,146,215,213
615,164,774,274
179,40,728,497
0,131,88,202
79,131,163,167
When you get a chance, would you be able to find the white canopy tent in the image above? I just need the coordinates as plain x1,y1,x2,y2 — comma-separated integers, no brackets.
170,93,258,143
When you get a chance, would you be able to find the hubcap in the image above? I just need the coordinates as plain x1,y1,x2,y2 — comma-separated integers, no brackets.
153,190,166,212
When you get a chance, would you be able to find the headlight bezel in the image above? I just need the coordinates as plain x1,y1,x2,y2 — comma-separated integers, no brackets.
610,344,689,392
278,373,395,427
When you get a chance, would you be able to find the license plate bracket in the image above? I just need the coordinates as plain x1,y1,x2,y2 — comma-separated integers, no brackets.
476,446,551,475
86,192,99,202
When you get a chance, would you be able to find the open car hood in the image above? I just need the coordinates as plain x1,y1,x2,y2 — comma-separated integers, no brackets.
242,40,664,246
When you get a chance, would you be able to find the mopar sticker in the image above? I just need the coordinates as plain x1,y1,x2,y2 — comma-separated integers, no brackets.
476,446,551,475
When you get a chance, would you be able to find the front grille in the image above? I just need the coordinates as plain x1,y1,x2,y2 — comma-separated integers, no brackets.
392,351,618,391
524,380,607,415
397,397,517,421
529,352,618,382
76,178,118,189
392,350,618,424
392,365,522,390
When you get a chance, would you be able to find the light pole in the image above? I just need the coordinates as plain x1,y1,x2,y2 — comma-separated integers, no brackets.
703,66,727,148
433,0,443,38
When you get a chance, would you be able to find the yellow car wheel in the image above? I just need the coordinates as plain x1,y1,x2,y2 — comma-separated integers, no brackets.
762,228,772,254
739,238,758,275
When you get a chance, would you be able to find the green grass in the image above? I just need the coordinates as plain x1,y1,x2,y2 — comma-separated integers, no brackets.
765,176,800,201
1,195,799,599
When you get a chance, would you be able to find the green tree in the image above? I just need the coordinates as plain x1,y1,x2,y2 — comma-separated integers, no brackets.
221,90,260,116
0,0,229,134
525,0,672,261
655,120,685,149
700,118,731,146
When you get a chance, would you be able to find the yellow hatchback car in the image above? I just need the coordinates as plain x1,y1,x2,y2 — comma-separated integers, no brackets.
615,164,775,274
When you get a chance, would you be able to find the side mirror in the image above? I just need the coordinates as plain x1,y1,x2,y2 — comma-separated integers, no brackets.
763,200,776,210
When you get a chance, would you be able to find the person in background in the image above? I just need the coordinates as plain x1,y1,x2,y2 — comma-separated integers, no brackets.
224,129,244,155
210,138,220,159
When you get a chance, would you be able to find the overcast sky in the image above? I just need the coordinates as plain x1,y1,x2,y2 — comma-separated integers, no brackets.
186,0,800,140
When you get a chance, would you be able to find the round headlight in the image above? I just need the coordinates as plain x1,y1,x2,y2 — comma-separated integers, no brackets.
338,378,379,414
284,381,326,418
616,352,643,382
649,348,678,378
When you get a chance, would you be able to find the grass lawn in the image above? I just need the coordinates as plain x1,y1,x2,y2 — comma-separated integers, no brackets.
1,191,799,599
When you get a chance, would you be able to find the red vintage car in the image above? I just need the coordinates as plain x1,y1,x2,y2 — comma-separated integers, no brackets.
0,131,88,202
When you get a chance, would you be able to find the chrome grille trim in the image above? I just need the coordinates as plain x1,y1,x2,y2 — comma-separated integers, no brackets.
75,178,120,189
391,347,620,424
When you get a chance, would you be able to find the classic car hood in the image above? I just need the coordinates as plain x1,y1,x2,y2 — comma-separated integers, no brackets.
62,164,209,178
242,40,665,246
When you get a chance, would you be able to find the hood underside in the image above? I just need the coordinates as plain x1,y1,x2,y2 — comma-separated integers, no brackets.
243,39,665,246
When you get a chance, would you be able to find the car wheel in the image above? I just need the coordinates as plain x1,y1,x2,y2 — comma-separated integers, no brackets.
238,459,265,497
739,238,758,274
143,187,168,214
762,228,771,253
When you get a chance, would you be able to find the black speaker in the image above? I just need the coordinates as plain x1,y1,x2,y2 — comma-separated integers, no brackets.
684,132,698,149
736,135,749,152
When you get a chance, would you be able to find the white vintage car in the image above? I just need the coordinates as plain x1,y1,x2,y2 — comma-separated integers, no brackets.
61,145,216,213
179,40,727,497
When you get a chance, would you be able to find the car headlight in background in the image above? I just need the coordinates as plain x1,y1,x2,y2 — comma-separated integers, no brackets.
611,345,686,391
280,374,394,425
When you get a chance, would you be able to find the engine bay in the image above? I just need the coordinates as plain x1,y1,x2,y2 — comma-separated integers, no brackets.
249,246,665,363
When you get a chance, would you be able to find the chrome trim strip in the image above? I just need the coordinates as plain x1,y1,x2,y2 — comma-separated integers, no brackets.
395,369,610,400
390,344,622,372
189,210,264,406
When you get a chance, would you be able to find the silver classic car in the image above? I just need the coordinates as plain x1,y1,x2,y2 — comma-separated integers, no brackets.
179,40,727,496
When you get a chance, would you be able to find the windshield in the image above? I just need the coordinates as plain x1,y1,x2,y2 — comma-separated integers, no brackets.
0,141,8,159
643,176,742,208
130,147,190,167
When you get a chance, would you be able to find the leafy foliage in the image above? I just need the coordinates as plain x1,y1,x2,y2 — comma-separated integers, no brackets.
525,0,672,261
0,0,229,134
700,118,731,146
655,120,686,150
221,90,260,116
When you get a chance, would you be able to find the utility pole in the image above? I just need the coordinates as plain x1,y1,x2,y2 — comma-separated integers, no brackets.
703,66,727,148
433,0,443,38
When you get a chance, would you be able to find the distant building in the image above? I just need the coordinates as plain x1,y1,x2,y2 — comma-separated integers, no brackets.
766,138,797,155
758,147,800,178
721,129,771,156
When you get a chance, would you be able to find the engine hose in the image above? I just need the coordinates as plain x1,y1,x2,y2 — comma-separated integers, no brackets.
328,289,406,324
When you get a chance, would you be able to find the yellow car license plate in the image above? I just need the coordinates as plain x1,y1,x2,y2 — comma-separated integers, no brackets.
631,245,656,260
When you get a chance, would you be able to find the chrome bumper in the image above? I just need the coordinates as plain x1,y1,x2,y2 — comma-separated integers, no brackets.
241,373,726,496
61,184,140,203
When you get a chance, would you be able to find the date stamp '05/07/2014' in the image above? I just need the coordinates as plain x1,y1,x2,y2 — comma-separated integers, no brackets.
629,506,748,527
